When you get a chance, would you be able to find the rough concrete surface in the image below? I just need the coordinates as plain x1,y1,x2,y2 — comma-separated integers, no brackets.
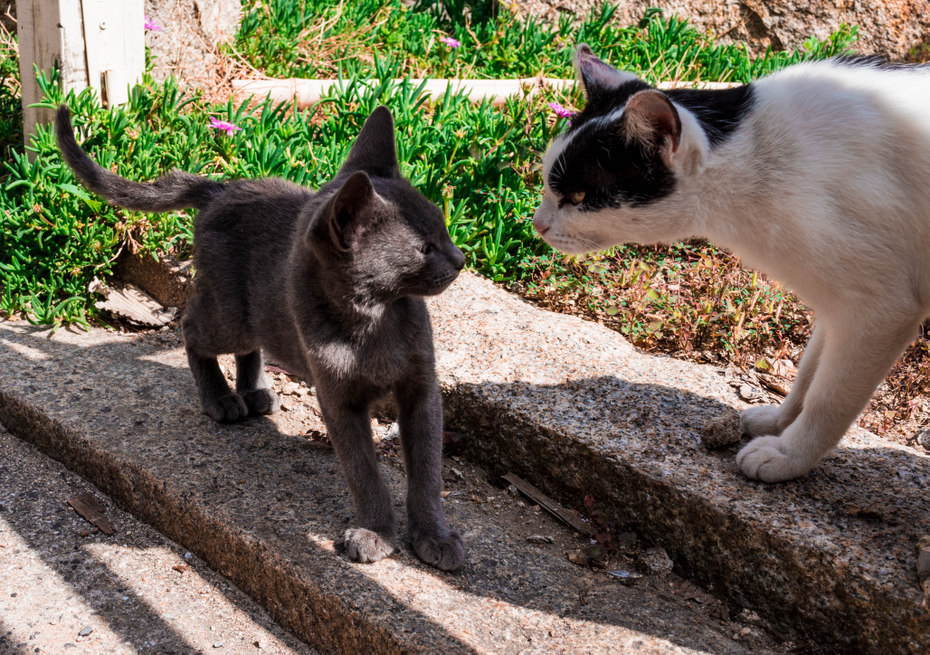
427,273,930,653
0,426,312,654
0,316,785,654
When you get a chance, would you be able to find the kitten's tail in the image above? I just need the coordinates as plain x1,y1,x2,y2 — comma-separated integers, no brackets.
56,105,224,212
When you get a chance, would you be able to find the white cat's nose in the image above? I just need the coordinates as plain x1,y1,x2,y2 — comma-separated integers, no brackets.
532,208,551,236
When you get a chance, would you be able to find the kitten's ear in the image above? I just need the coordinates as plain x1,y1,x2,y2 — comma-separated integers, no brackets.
622,89,681,155
575,44,639,103
324,170,375,252
339,106,401,179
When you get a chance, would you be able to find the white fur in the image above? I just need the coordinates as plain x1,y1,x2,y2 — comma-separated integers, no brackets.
534,60,930,481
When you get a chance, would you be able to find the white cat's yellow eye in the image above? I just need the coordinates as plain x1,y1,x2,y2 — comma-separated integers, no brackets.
570,191,586,205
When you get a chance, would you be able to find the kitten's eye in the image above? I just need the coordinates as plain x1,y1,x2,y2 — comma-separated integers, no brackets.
570,191,586,205
419,243,433,255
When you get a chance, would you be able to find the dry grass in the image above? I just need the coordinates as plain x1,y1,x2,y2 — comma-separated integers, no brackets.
517,245,930,447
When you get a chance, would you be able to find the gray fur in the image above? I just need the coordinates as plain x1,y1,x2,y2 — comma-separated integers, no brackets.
57,105,466,570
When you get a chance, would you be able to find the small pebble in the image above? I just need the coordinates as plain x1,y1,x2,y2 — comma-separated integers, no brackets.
526,535,554,544
640,546,674,576
737,607,763,625
916,535,930,594
917,429,930,451
738,384,762,402
184,552,192,560
699,410,742,449
213,642,224,649
77,626,93,637
607,569,643,585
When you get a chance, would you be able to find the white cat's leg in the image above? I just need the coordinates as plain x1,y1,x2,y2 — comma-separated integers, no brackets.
740,326,824,437
737,315,919,482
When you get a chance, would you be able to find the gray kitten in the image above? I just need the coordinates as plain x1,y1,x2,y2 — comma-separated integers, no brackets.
56,105,466,570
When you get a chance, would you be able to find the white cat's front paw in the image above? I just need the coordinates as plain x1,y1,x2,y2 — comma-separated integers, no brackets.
739,405,783,437
736,436,813,482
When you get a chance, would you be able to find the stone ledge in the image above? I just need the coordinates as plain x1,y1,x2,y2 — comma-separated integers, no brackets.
1,270,927,652
0,314,767,654
426,273,929,653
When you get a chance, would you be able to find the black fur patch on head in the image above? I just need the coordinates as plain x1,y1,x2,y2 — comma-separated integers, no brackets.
549,113,677,211
550,80,755,209
666,85,755,146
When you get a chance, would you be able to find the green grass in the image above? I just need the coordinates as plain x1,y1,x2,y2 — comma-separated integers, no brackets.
0,1,853,339
5,1,925,434
233,0,857,83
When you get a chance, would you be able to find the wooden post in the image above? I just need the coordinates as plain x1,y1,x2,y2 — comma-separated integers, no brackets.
16,0,144,149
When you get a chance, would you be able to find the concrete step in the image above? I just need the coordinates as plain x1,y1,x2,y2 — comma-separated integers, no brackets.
429,274,929,654
0,426,312,654
1,269,927,652
0,315,778,654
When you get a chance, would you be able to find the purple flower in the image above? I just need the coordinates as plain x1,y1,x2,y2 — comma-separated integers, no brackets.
440,36,461,49
549,102,575,120
209,116,241,136
144,16,162,31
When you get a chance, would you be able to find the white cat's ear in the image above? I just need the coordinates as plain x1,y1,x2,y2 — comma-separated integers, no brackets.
326,171,375,252
575,44,639,102
622,90,681,157
340,106,401,178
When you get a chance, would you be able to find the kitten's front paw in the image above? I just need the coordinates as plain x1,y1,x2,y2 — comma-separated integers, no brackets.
739,405,783,437
411,528,465,571
340,528,396,564
240,388,280,415
736,436,812,482
203,393,249,422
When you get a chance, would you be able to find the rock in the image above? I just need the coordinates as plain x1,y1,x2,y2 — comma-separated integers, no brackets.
640,546,674,577
511,0,930,62
607,569,643,585
78,626,93,637
917,429,930,451
144,0,242,88
917,535,930,595
699,409,742,449
738,384,764,403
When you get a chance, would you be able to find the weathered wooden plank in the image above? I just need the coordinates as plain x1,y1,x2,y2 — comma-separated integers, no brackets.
67,492,115,535
80,0,144,107
16,0,143,149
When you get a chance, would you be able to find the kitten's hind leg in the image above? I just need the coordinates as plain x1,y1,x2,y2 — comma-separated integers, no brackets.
186,352,248,422
740,326,825,437
182,299,248,422
235,351,279,415
737,315,919,482
394,380,465,571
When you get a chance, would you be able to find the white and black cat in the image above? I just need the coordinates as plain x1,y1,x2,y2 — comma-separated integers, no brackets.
57,105,467,569
533,45,930,482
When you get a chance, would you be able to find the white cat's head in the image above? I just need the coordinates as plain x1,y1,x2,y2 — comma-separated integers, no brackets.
533,45,709,254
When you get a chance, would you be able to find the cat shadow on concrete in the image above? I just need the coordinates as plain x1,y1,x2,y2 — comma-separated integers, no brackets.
0,319,818,653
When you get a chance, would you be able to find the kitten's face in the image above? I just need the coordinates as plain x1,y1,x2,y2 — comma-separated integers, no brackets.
352,177,465,299
307,107,465,300
533,46,691,254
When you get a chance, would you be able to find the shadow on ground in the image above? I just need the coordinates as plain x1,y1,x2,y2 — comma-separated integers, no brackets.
0,320,783,654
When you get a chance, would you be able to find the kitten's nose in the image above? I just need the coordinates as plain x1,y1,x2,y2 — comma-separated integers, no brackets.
451,246,465,271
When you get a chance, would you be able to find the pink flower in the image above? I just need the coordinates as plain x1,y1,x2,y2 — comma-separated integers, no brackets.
549,102,575,120
440,36,461,49
209,116,241,136
144,16,162,31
